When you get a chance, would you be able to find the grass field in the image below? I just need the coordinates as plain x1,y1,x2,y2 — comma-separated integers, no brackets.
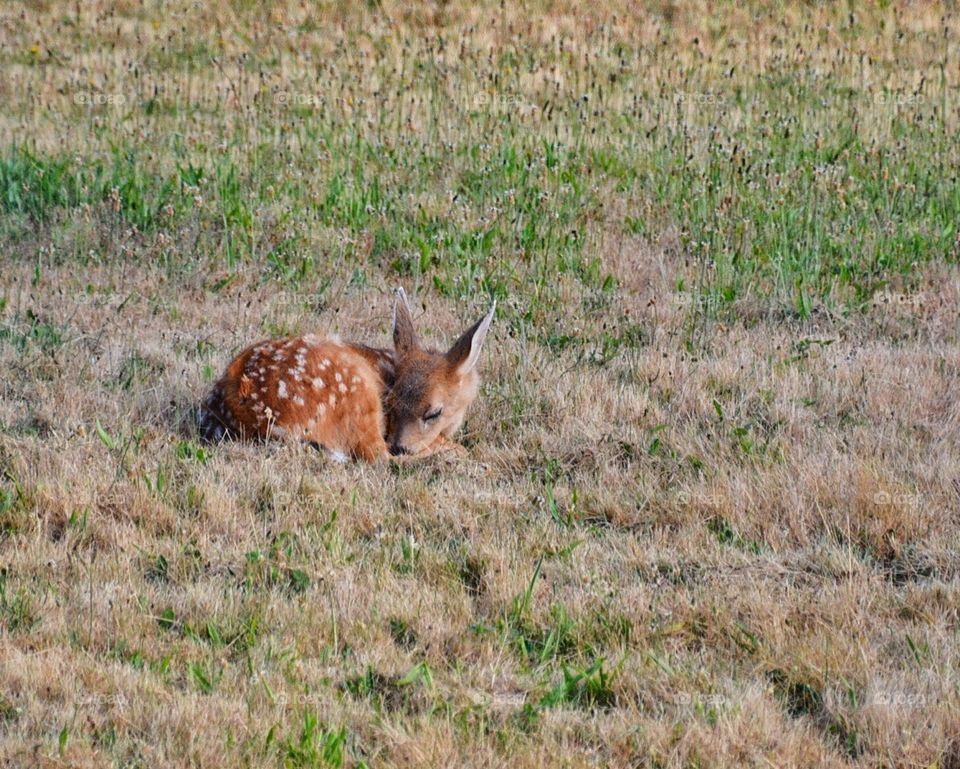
1,1,959,766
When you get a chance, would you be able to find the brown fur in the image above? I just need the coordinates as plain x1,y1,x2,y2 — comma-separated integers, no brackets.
199,335,391,461
198,290,494,461
386,290,494,455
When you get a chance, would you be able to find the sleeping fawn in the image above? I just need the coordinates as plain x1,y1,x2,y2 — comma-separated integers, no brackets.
198,289,495,461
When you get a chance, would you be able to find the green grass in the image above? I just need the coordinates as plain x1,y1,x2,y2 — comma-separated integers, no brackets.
9,105,955,315
3,11,956,326
1,2,958,767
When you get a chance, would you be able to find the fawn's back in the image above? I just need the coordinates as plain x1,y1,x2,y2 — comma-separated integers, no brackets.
199,335,394,461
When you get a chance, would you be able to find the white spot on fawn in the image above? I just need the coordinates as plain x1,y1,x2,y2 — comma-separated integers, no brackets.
328,393,337,406
312,377,325,390
293,395,305,406
277,380,288,398
334,372,343,383
338,382,347,393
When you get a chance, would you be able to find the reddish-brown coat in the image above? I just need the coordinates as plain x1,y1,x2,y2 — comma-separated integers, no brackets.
199,334,394,461
199,288,495,463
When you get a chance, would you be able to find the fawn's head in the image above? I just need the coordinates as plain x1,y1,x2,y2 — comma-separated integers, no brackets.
387,288,495,456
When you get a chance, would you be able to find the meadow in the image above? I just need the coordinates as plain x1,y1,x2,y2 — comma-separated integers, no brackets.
0,1,958,766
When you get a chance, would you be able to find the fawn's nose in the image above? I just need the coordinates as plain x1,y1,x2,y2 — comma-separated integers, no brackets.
389,443,409,456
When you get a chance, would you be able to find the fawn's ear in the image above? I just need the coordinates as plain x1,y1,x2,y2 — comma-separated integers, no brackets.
446,300,496,376
392,287,418,356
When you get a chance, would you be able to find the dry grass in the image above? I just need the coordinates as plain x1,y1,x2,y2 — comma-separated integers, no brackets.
2,258,958,767
2,2,960,767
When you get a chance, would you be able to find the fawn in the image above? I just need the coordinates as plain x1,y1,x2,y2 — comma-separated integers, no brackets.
198,289,495,461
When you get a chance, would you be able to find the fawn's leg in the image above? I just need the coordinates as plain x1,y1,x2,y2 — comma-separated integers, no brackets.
422,433,468,457
348,409,391,463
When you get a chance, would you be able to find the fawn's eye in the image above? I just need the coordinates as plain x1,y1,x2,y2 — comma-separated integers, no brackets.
423,407,443,422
